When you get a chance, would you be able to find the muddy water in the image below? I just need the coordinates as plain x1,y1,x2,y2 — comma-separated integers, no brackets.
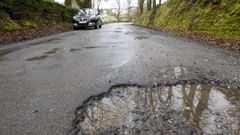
74,84,240,135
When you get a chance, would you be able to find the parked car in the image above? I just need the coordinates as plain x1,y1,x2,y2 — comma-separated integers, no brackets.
73,8,102,30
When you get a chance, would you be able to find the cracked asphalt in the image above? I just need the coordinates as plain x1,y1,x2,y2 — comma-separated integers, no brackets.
0,23,239,135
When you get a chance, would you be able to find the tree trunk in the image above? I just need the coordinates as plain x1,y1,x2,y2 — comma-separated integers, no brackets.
159,0,161,6
65,0,72,7
97,0,101,13
153,0,156,8
127,0,131,21
138,0,144,15
147,0,152,11
116,0,121,21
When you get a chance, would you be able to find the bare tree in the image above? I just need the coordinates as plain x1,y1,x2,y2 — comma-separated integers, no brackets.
116,0,121,21
138,0,145,15
96,0,101,12
92,0,95,8
158,0,161,6
127,0,132,21
65,0,92,8
147,0,152,11
93,0,108,13
153,0,156,8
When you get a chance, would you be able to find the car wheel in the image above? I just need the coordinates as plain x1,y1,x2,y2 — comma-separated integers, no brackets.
99,20,102,28
95,21,100,29
73,27,78,30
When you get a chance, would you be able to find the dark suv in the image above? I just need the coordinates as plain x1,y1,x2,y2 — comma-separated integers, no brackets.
73,8,102,30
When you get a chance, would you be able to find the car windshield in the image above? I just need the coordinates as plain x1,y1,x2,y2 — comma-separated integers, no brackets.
78,9,95,15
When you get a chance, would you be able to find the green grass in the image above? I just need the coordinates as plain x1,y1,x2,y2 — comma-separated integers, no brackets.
135,0,240,39
22,21,37,29
0,20,21,31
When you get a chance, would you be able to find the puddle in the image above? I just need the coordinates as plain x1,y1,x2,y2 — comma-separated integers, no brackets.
26,55,48,61
44,48,61,54
71,84,240,135
69,48,81,52
135,36,148,40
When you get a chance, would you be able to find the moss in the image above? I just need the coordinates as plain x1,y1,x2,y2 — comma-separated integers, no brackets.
0,20,21,31
22,21,37,29
134,0,240,40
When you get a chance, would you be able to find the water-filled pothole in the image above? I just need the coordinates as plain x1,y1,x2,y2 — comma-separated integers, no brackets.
71,84,240,135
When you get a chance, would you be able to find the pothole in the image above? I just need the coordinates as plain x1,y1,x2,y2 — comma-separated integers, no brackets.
114,31,122,33
135,36,148,40
26,48,61,61
124,31,136,35
69,48,81,52
82,46,112,49
70,83,240,135
25,55,48,61
31,38,60,46
44,48,61,54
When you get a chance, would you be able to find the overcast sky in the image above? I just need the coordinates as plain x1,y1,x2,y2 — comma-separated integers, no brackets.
55,0,166,9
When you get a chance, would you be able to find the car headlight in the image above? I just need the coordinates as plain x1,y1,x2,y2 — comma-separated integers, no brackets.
73,16,77,20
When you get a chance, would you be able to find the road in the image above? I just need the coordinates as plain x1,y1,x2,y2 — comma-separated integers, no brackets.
0,23,239,135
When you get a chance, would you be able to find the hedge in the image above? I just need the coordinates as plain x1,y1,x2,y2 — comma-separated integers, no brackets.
0,0,78,22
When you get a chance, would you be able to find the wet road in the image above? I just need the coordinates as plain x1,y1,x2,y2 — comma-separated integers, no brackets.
0,23,239,135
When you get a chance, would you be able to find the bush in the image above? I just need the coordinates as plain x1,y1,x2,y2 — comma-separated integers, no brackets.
22,21,37,29
0,0,77,22
0,9,11,19
0,20,21,31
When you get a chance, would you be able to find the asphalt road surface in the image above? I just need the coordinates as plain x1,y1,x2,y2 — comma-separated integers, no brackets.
0,23,239,135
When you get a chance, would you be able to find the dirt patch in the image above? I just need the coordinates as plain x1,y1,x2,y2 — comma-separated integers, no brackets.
69,82,240,135
0,20,72,45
